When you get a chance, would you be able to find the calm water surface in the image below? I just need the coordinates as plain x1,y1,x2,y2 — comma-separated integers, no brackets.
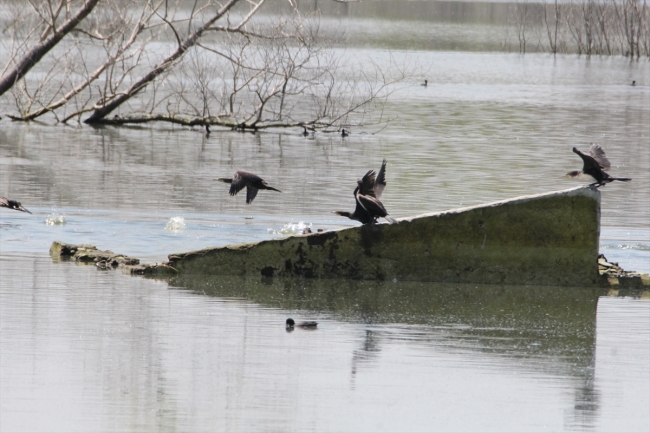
1,5,649,433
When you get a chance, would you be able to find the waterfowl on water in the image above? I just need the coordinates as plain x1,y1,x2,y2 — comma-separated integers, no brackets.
216,170,281,204
632,80,636,86
0,196,32,214
302,126,309,136
286,318,318,329
341,129,349,137
355,169,397,224
421,79,428,87
334,159,388,225
566,144,631,187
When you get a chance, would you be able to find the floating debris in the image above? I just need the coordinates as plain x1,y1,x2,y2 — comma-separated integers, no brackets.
165,216,187,231
268,221,312,235
45,212,66,226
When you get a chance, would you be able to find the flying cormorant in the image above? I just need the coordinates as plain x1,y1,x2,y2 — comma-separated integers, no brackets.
0,196,32,214
216,171,281,204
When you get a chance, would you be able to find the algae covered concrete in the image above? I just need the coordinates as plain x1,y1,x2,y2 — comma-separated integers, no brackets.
161,186,602,286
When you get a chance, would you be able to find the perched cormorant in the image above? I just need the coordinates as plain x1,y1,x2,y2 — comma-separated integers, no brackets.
334,159,388,224
286,318,318,329
421,79,428,87
0,196,32,214
566,144,631,187
355,170,397,224
216,171,281,204
341,129,349,137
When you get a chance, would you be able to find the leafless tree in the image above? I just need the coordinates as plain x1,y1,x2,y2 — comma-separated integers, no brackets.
1,0,415,132
0,0,101,97
543,0,562,53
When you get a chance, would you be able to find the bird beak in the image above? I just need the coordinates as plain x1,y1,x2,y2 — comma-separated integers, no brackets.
19,206,32,214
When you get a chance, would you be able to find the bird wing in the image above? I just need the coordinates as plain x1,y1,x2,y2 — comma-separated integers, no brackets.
357,193,388,217
588,143,611,171
374,159,387,199
574,147,602,174
352,187,373,223
358,170,377,198
0,196,8,208
246,186,259,204
229,171,248,196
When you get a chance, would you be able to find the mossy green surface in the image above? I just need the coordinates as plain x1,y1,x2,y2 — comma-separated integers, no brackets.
165,186,601,286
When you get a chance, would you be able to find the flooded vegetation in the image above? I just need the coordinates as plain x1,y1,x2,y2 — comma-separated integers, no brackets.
1,0,649,432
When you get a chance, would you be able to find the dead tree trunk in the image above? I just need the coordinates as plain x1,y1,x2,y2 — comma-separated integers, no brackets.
0,0,101,97
83,0,242,124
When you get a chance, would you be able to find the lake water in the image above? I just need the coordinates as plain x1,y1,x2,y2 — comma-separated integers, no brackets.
1,3,649,432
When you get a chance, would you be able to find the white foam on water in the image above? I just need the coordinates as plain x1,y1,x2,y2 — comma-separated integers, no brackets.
268,221,312,235
165,216,187,231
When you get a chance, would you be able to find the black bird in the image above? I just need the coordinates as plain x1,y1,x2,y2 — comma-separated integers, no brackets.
335,159,388,224
355,170,397,224
216,171,281,204
421,79,428,87
302,126,309,136
566,144,631,187
0,196,32,214
632,80,636,86
341,129,349,137
286,318,318,329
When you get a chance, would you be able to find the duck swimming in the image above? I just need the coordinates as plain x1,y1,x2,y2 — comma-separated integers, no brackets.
566,144,631,187
0,196,32,214
286,318,318,329
335,159,388,224
421,79,428,87
216,170,281,204
341,129,349,137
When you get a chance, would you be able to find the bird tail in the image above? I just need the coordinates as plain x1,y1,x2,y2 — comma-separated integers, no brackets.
614,177,632,182
385,216,398,224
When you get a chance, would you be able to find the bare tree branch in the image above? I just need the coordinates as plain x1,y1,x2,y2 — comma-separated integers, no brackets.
0,0,101,96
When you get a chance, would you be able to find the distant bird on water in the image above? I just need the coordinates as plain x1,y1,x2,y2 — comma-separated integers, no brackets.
302,126,310,136
0,196,32,214
286,318,318,329
341,129,349,137
631,80,636,86
421,79,428,87
566,144,631,187
334,159,388,225
216,171,281,204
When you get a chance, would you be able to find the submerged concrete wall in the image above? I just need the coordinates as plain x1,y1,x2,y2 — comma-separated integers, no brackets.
160,186,601,286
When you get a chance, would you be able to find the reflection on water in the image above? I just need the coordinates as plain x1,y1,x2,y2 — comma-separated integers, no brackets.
2,256,649,432
1,3,648,431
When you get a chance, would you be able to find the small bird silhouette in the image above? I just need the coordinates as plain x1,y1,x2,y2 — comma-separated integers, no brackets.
216,171,281,204
0,196,32,214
